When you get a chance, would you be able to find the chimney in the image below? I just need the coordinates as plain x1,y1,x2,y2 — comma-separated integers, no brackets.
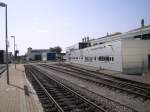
82,38,84,42
84,37,86,42
107,32,109,36
87,36,89,42
141,19,144,27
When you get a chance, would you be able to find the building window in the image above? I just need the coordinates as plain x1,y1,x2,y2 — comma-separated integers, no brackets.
98,56,101,61
94,57,96,61
98,56,114,62
112,57,114,61
106,57,109,61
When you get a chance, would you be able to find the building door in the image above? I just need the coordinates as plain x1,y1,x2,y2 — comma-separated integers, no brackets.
35,55,41,60
148,54,150,69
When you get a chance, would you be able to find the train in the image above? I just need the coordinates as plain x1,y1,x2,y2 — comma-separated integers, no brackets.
66,25,150,74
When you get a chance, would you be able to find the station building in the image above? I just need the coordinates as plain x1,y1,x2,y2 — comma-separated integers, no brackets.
26,47,56,61
66,25,150,74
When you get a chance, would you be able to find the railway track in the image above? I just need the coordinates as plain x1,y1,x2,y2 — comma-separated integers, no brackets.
25,65,109,112
38,64,150,100
0,65,6,76
60,63,150,90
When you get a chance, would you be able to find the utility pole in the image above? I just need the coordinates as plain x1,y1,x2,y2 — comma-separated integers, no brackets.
0,2,9,84
11,36,16,69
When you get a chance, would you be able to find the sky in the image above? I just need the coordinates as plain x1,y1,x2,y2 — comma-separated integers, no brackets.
0,0,150,55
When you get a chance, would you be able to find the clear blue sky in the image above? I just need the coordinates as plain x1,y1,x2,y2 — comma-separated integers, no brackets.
0,0,150,55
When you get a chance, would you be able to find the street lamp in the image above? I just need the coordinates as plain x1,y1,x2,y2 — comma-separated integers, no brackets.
0,2,9,84
11,36,16,69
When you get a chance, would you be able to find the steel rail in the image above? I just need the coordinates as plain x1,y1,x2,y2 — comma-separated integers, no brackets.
48,63,150,92
30,65,107,112
36,64,138,112
58,64,150,93
39,64,150,100
63,63,150,90
0,66,6,75
27,68,65,112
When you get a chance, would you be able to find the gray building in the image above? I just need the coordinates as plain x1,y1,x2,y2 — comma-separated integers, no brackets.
26,47,56,61
0,50,13,64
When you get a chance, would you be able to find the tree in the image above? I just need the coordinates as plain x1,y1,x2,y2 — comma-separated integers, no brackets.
54,46,62,54
49,46,62,54
49,47,55,52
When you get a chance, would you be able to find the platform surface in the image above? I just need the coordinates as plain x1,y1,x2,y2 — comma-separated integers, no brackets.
0,64,43,112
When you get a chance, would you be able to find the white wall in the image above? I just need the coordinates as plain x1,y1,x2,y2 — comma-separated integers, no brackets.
42,53,47,61
68,40,123,72
122,40,150,74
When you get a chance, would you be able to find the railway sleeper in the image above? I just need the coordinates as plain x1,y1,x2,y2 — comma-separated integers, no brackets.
44,64,150,100
27,66,129,112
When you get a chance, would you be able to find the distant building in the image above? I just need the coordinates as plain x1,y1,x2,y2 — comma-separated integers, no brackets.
26,47,56,61
0,50,12,64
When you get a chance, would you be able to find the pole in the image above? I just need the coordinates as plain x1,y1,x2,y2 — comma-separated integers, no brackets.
5,5,9,84
14,37,16,69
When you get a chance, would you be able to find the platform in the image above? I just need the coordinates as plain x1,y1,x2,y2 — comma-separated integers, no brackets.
0,64,43,112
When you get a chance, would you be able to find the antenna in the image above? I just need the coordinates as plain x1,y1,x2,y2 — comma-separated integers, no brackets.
87,36,89,42
84,37,86,42
141,19,144,27
107,32,109,36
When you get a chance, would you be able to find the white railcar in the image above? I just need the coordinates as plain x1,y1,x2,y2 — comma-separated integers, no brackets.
66,25,150,74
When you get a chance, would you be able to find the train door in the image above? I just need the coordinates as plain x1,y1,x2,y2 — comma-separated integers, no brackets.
148,54,150,69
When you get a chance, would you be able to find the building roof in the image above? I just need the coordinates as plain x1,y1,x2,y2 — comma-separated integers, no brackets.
90,25,150,42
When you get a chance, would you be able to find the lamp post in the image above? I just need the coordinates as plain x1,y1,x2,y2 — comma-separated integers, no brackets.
0,2,9,84
11,36,16,69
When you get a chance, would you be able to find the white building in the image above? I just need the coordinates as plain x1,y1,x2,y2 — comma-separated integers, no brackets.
66,25,150,74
